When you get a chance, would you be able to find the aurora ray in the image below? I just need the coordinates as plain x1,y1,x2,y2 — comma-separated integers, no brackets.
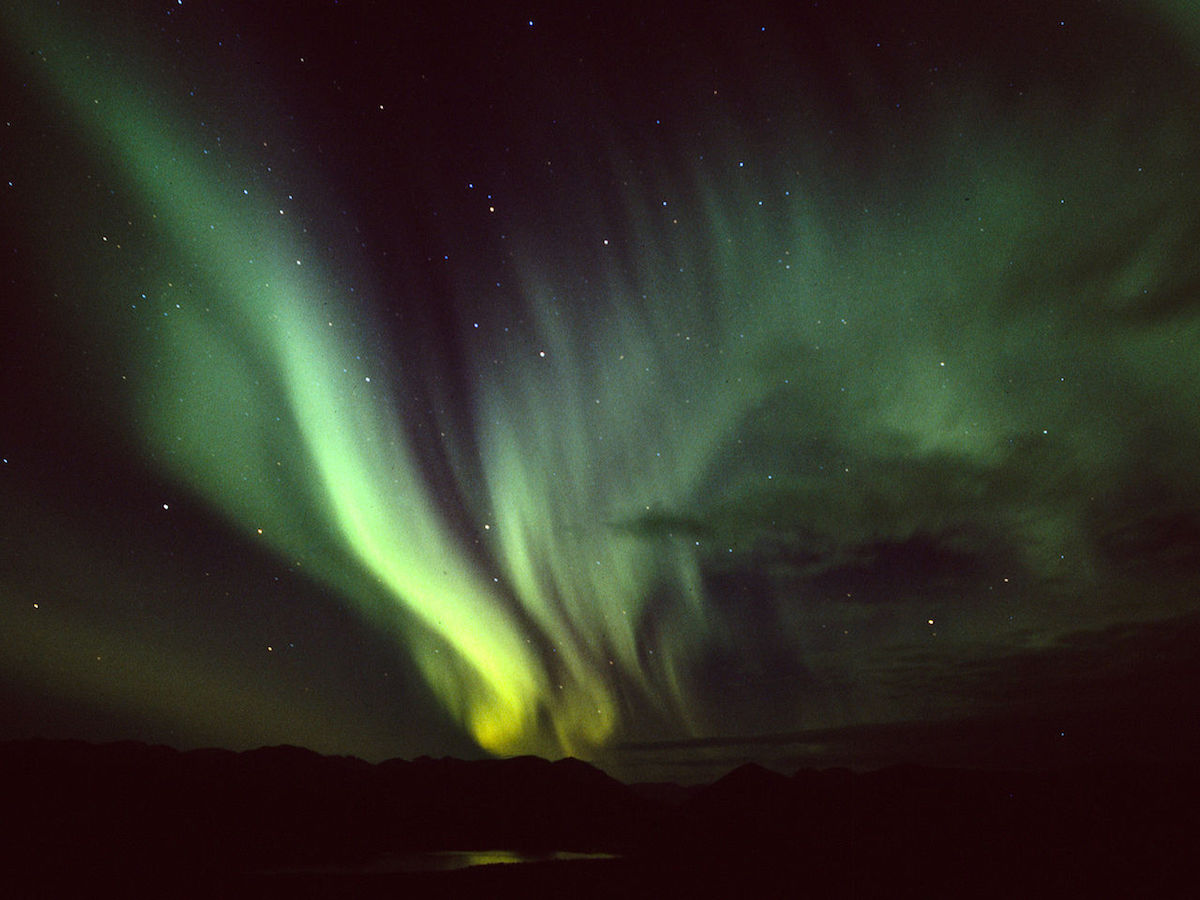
3,0,1200,775
1,2,596,756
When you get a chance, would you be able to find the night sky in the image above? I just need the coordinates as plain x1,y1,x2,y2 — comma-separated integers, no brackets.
3,0,1200,783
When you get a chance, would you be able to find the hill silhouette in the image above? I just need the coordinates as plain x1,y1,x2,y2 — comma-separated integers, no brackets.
1,739,1196,897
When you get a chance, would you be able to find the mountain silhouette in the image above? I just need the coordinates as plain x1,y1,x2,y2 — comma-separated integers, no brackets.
2,739,1197,898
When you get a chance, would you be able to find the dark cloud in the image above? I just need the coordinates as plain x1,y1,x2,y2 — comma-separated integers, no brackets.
616,612,1200,779
807,531,996,599
1094,506,1200,576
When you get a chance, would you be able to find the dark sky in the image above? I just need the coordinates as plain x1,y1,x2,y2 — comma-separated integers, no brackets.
2,0,1199,783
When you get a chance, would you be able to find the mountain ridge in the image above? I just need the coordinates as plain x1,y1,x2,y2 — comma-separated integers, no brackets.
2,738,1196,897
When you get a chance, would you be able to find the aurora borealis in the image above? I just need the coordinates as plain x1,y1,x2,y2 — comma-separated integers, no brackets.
3,0,1200,780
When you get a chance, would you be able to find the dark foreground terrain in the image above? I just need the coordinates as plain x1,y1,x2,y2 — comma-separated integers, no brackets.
2,740,1196,898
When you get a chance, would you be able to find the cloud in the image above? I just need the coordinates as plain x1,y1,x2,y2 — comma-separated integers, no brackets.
616,612,1200,776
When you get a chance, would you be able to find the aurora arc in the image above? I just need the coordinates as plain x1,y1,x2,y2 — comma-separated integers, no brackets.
2,3,771,758
6,1,1200,766
2,7,618,756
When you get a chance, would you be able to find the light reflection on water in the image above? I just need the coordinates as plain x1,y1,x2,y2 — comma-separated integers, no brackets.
364,849,619,873
269,849,619,876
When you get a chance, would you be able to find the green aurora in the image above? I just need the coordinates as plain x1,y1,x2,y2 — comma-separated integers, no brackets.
3,0,1200,773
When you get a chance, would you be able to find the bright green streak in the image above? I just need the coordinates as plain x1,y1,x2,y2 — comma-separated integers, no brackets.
8,2,1200,759
2,5,603,756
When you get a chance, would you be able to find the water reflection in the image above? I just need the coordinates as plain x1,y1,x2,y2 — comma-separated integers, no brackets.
271,849,619,876
364,849,619,873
